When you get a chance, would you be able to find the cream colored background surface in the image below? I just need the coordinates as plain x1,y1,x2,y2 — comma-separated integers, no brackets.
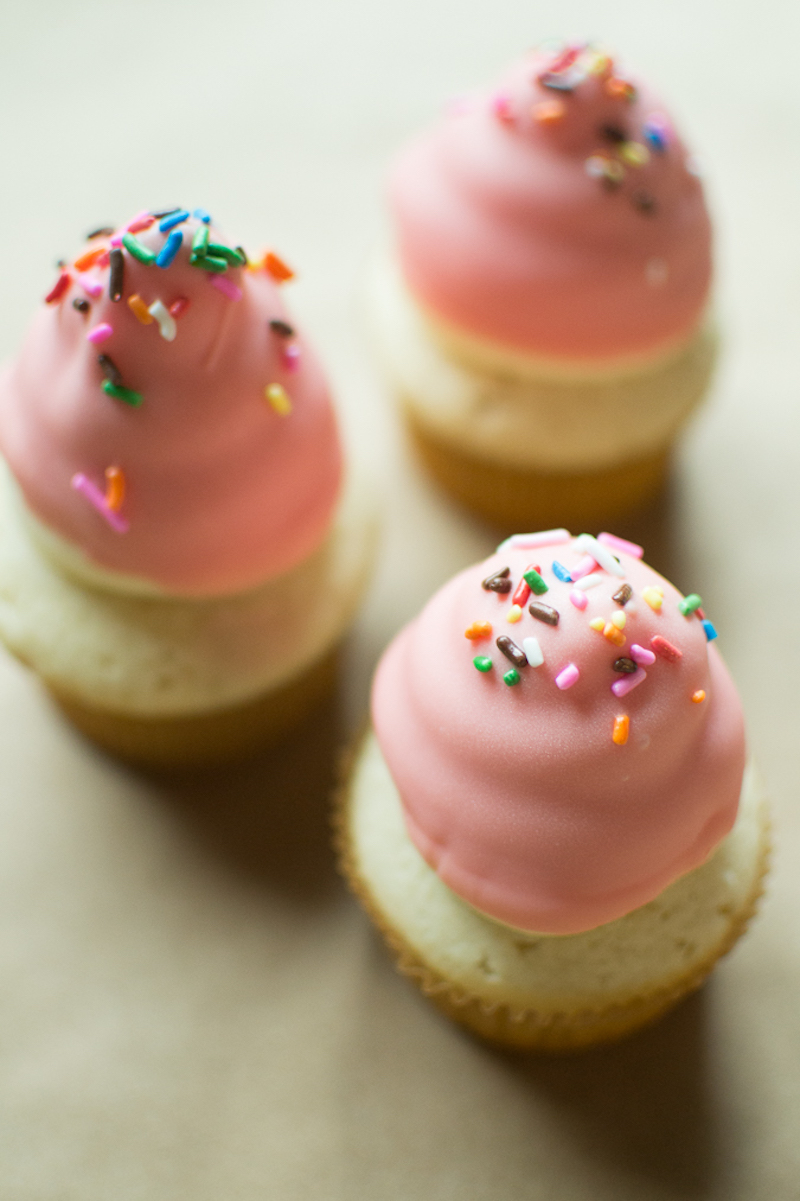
0,1,798,1197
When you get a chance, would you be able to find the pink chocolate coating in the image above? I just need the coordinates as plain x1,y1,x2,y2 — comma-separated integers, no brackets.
389,46,712,360
0,214,342,595
372,536,745,935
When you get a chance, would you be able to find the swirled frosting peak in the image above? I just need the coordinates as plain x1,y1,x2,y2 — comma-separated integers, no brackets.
372,530,745,935
389,43,712,361
0,208,342,595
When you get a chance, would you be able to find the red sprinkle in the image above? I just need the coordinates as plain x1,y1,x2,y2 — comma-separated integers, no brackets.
44,272,71,304
512,578,531,607
128,215,155,234
651,635,682,663
695,607,706,621
169,297,190,319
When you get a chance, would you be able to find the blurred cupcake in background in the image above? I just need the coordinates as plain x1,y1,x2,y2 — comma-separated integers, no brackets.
367,42,716,528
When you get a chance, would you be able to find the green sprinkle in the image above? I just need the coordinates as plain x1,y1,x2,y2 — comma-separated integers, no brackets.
523,567,548,595
503,668,521,686
207,242,245,265
102,380,143,407
191,224,210,258
473,656,493,673
191,254,228,273
679,593,703,616
121,232,156,265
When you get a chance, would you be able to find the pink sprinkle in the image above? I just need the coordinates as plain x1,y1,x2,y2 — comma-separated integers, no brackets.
598,532,644,559
507,529,571,550
570,555,598,581
492,93,514,122
630,644,656,666
555,663,580,690
612,668,646,698
569,589,588,611
86,322,113,345
110,234,123,248
126,210,153,233
282,344,301,371
79,277,103,298
210,274,242,302
71,473,129,534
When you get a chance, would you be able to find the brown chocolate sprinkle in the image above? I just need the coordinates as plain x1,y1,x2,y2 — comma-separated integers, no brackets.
150,208,181,219
482,567,512,593
529,601,559,626
270,319,296,338
72,298,90,314
600,123,626,143
612,583,633,606
632,190,657,215
86,226,115,240
97,354,122,388
235,245,249,266
109,247,124,302
496,635,527,669
613,657,638,673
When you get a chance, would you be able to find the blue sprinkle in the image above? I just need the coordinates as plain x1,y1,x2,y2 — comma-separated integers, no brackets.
156,229,183,269
643,122,667,152
159,208,190,233
552,560,572,583
193,207,212,224
702,620,718,642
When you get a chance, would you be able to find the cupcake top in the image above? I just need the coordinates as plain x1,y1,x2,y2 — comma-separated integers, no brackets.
372,530,745,935
389,43,712,362
0,208,342,596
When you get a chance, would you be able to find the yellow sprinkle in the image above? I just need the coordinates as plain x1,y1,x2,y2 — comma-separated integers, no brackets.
265,383,292,416
465,621,492,641
507,604,522,624
691,690,706,704
589,616,605,632
642,586,663,611
604,622,626,647
619,141,650,166
610,611,626,629
612,714,630,745
127,293,153,325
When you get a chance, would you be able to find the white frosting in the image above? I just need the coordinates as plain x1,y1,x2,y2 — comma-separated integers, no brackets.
366,250,718,473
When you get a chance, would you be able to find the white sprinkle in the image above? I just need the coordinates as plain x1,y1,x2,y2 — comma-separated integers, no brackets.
574,572,604,590
148,299,177,342
523,637,544,667
575,533,625,577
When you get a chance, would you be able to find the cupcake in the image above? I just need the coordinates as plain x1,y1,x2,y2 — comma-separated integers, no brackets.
338,529,768,1051
0,207,376,767
368,43,717,528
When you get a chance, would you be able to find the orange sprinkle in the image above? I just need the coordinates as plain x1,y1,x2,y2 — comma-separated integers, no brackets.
612,715,630,745
104,466,125,512
127,294,153,324
603,622,626,647
605,76,636,101
74,246,107,272
465,621,492,641
264,251,295,283
691,690,706,704
532,99,565,124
